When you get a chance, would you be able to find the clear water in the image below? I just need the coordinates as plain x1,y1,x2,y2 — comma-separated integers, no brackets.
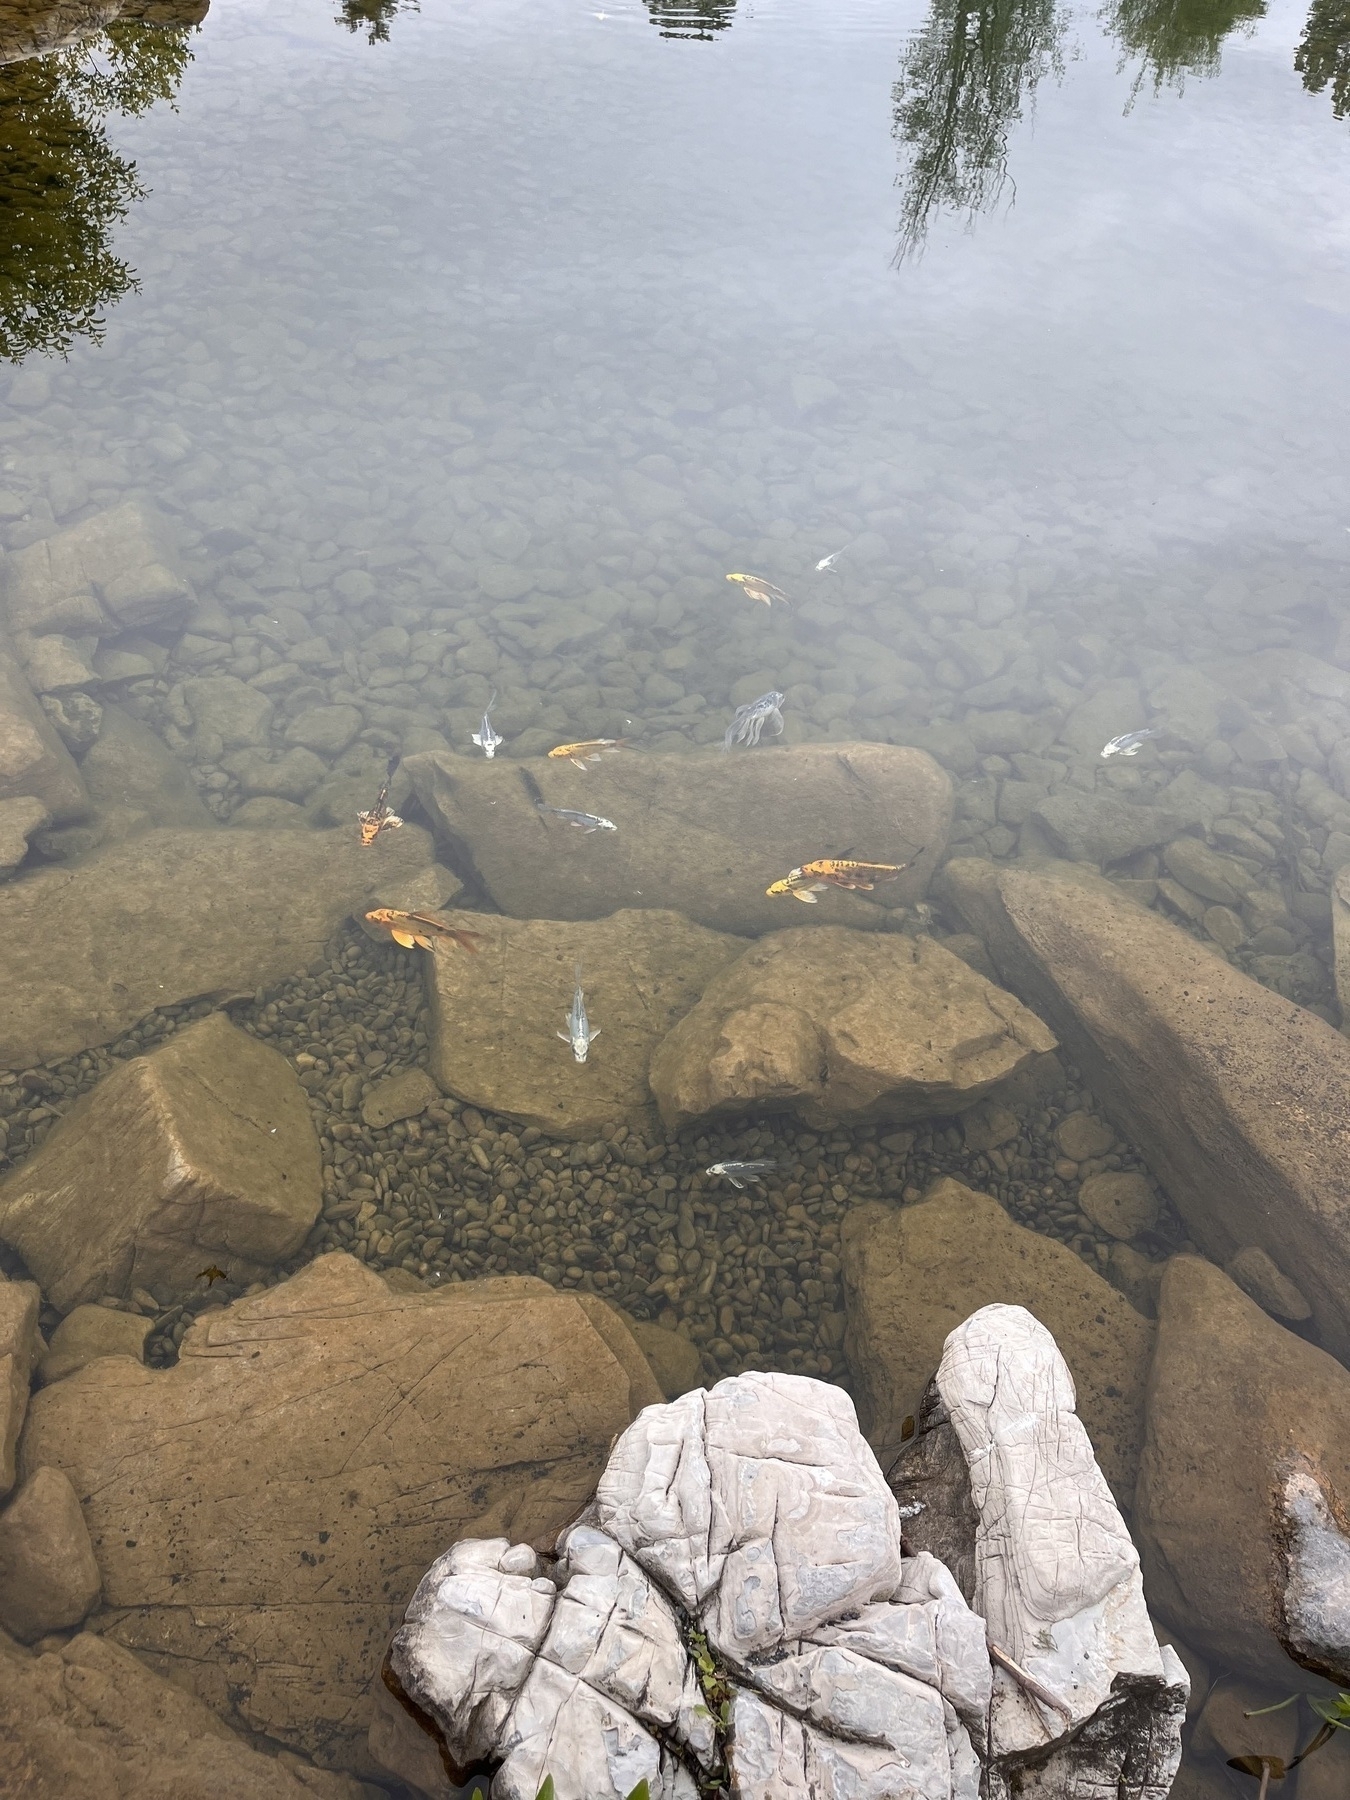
3,0,1350,1786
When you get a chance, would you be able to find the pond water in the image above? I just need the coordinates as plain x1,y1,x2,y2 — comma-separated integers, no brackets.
2,0,1350,1791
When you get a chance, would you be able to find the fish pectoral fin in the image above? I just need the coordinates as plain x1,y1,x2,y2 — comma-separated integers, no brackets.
792,890,820,903
391,930,418,947
589,1027,600,1041
557,1030,572,1042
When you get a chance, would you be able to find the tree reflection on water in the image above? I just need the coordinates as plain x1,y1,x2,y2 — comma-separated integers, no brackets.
1109,0,1266,94
643,0,738,40
0,17,195,361
1296,0,1350,116
891,0,1065,258
333,0,419,46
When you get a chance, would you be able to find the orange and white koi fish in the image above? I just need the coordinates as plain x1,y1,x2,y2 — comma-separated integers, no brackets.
364,910,487,953
766,854,920,903
726,572,791,609
547,738,627,771
356,756,403,846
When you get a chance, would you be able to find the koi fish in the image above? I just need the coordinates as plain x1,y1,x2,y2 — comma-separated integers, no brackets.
1100,728,1162,759
766,854,919,902
726,572,791,609
723,690,785,751
706,1159,776,1189
558,964,599,1062
547,738,627,771
356,755,403,847
364,909,487,953
195,1264,227,1286
815,548,846,573
535,803,617,833
472,691,503,759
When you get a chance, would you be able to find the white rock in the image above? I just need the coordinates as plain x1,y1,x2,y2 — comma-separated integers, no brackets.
934,1303,1188,1797
597,1371,906,1659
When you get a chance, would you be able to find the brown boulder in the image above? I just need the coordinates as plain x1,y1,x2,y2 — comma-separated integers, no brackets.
0,1465,101,1641
423,908,742,1139
0,1628,376,1800
405,741,951,935
1134,1254,1350,1688
0,638,87,824
37,1305,151,1386
944,858,1350,1365
841,1179,1153,1504
0,1013,321,1312
0,1279,40,1496
648,927,1056,1130
0,822,436,1070
4,501,192,635
16,1255,657,1771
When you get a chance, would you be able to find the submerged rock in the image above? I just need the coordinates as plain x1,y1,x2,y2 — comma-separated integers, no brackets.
422,908,742,1139
841,1179,1153,1503
0,1465,101,1642
0,1013,322,1312
0,795,48,877
404,741,951,935
74,699,216,837
0,822,436,1069
37,1304,152,1386
0,1627,375,1800
944,858,1350,1365
0,637,88,824
648,927,1056,1130
388,1370,990,1800
0,1278,40,1496
1134,1254,1350,1688
893,1305,1188,1800
17,1257,656,1769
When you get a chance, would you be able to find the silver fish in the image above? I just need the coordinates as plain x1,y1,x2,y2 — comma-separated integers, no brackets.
1100,728,1162,760
558,964,600,1063
536,803,617,833
723,690,785,752
706,1159,777,1189
471,691,503,759
815,547,846,573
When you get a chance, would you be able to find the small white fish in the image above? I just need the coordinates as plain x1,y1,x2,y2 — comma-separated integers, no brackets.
558,964,600,1063
1100,728,1162,760
537,803,617,833
706,1159,776,1189
472,690,503,759
815,547,846,573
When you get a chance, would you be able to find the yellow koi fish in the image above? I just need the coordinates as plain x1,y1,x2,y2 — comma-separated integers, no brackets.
547,738,628,771
364,910,487,953
726,572,791,609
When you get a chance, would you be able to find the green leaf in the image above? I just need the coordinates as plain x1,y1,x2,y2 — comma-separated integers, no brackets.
535,1780,556,1800
625,1783,652,1800
1310,1692,1350,1728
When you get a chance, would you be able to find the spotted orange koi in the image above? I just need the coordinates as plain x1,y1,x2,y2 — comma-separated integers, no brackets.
766,852,922,903
356,756,403,847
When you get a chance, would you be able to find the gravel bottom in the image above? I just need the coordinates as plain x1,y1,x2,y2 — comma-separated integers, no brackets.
0,918,1189,1380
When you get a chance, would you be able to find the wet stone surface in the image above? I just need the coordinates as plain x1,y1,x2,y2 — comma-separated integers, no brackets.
0,920,1190,1382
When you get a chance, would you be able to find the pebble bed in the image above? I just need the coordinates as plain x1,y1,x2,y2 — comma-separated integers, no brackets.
0,913,1189,1378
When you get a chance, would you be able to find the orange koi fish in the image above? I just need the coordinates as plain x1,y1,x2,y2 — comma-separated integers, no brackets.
726,572,791,609
357,756,403,847
364,910,487,953
766,852,921,903
547,738,628,771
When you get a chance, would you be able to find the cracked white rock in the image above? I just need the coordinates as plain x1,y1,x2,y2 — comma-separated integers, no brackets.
389,1371,988,1800
932,1303,1188,1799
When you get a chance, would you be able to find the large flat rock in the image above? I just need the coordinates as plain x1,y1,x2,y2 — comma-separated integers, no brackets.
1135,1254,1350,1688
0,823,436,1069
648,926,1056,1130
16,1256,656,1772
405,741,951,935
3,501,193,636
423,908,743,1139
943,858,1350,1365
841,1180,1153,1505
0,1014,322,1311
0,1628,373,1800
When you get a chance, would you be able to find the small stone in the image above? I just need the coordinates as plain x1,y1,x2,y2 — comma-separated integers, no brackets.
286,704,363,755
1106,1243,1163,1318
1078,1171,1159,1241
1203,905,1246,952
1054,1111,1114,1161
361,1068,441,1129
1,1279,41,1495
1225,1245,1312,1323
0,1465,101,1641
